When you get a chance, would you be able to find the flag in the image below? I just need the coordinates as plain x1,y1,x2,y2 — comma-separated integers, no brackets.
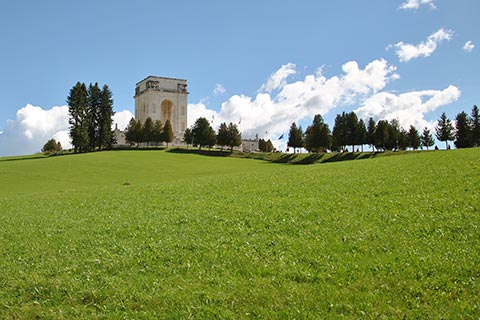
278,134,284,140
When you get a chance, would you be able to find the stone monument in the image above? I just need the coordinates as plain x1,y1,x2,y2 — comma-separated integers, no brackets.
134,76,188,141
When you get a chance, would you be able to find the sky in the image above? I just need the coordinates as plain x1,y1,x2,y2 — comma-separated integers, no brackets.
0,0,478,156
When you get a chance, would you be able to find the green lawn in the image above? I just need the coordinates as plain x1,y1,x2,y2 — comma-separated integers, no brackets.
0,149,479,318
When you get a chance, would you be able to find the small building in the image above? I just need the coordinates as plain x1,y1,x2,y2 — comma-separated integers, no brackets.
241,138,259,152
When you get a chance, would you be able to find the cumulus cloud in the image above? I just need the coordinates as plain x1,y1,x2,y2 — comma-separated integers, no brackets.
463,41,474,53
399,0,437,10
0,105,134,157
189,59,399,142
355,85,461,129
0,104,71,156
112,110,134,131
388,28,454,62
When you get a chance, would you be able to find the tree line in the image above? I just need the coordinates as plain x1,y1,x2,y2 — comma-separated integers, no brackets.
287,105,479,153
183,117,242,151
67,82,115,153
124,117,174,148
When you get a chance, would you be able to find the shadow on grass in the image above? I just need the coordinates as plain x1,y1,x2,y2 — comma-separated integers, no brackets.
167,148,233,157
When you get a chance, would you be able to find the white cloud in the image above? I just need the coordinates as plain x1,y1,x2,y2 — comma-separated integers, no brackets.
189,59,399,142
0,105,134,157
399,0,437,10
388,28,454,62
355,85,461,129
112,110,134,131
0,104,71,156
213,83,226,96
463,41,474,53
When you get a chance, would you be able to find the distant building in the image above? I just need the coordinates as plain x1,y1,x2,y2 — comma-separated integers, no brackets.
240,138,259,152
113,123,126,146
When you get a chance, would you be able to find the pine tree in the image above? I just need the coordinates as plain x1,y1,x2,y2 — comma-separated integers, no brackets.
216,122,229,151
87,83,101,151
124,118,138,147
374,120,389,151
67,82,89,153
287,122,304,153
42,139,62,154
183,127,193,148
305,114,330,153
163,120,174,148
366,117,376,152
143,117,154,147
387,119,401,151
98,84,114,150
435,112,455,149
332,112,347,151
454,111,473,148
227,122,241,152
407,125,421,150
470,105,480,147
345,111,360,151
420,127,435,150
357,118,367,152
152,120,163,148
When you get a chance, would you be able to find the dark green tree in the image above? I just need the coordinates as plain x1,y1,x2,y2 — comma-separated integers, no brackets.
397,128,409,151
435,112,455,149
305,114,331,153
227,122,242,152
42,139,62,154
357,118,367,152
366,117,376,152
332,112,347,151
98,84,114,150
183,127,193,148
420,127,435,150
143,117,154,147
407,125,421,150
87,83,101,151
216,122,229,151
192,117,216,150
287,122,304,153
152,120,163,148
374,120,389,151
124,118,138,147
387,119,401,150
470,105,480,147
454,111,473,148
345,111,360,151
67,82,89,153
163,119,174,148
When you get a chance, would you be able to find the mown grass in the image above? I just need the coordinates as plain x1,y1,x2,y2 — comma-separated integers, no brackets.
0,149,479,318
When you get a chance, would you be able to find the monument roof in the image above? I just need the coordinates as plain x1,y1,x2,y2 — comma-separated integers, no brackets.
136,75,187,86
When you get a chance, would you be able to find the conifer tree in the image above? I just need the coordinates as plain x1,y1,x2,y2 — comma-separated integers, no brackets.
227,122,241,152
67,82,89,153
288,122,304,153
98,84,114,150
420,127,435,150
470,105,480,147
216,122,229,151
143,117,154,147
183,127,193,148
87,83,101,151
407,125,421,150
124,118,138,147
305,114,331,153
192,117,216,150
374,120,389,151
162,119,174,148
152,120,163,148
435,112,455,149
357,118,367,152
454,111,473,148
366,117,376,152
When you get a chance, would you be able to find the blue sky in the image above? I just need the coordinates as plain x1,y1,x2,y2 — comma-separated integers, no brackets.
0,0,478,155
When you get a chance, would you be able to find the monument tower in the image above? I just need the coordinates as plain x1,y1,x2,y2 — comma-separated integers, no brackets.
134,76,188,140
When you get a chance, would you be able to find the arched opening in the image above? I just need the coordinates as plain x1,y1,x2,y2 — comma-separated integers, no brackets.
161,100,174,126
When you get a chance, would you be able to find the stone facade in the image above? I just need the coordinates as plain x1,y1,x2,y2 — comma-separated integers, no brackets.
134,76,188,140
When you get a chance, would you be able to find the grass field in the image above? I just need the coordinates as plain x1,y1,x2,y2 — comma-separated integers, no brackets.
0,149,479,318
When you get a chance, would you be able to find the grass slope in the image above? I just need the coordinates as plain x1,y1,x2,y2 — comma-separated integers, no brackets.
0,149,479,318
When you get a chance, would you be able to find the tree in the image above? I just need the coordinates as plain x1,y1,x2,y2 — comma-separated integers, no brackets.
259,139,274,152
387,119,401,151
357,118,367,152
470,105,480,147
332,112,347,151
227,122,242,152
163,119,174,148
305,114,331,153
435,112,455,149
374,120,389,151
366,117,376,152
183,127,193,148
42,138,62,154
454,111,473,148
124,118,139,147
87,83,101,151
407,125,421,150
192,117,216,150
98,84,114,150
67,82,89,153
397,128,409,151
420,127,435,150
143,117,154,147
287,122,304,153
345,111,360,151
216,122,229,151
152,120,163,148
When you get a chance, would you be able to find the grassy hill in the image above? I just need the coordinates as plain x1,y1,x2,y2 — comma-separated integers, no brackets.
0,149,479,318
